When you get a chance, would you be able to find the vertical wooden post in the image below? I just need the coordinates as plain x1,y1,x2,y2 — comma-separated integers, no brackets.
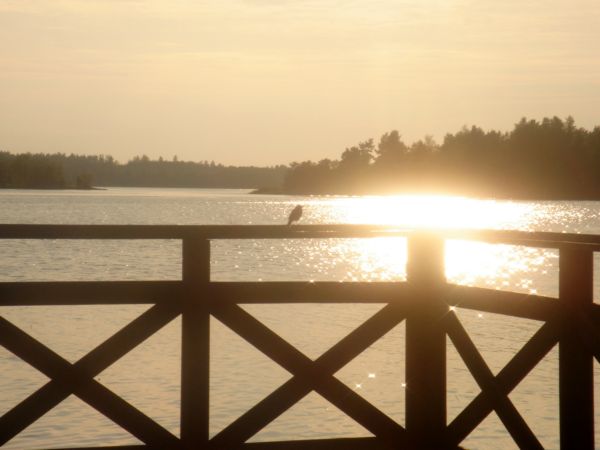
405,233,447,448
181,238,211,449
559,247,594,450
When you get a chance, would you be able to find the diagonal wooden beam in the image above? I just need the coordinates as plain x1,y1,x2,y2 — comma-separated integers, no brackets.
210,376,313,449
70,373,181,447
0,302,181,446
210,302,407,448
0,380,72,446
312,372,408,447
445,316,559,448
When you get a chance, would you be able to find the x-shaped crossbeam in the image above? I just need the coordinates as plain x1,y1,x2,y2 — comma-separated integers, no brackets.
444,313,557,449
444,299,600,449
0,302,182,447
208,301,408,449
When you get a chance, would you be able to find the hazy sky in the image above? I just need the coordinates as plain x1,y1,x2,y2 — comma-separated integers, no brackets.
1,0,599,166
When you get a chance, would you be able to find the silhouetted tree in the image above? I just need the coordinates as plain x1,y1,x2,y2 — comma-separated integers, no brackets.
283,116,600,199
375,130,408,165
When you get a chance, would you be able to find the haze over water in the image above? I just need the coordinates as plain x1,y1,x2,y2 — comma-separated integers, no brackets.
0,188,599,449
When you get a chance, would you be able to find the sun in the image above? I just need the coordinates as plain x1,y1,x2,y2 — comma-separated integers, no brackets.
322,194,533,230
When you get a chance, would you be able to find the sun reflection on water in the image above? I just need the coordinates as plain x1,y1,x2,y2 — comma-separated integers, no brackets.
316,195,558,295
320,194,535,229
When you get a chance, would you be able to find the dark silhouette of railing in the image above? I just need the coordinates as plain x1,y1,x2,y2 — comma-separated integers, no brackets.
0,224,598,450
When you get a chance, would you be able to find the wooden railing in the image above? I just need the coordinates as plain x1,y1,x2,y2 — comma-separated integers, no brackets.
0,225,599,449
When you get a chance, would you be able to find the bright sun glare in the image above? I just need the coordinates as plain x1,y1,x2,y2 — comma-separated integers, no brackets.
328,195,533,230
318,195,554,292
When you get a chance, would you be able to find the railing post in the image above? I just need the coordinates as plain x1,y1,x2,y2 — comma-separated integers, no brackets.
181,238,211,449
559,247,594,450
405,233,447,448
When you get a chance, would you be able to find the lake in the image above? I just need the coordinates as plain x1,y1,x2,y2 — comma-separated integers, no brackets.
0,188,599,449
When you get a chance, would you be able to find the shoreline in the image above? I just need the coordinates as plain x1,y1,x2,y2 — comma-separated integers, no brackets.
250,188,600,202
4,185,600,201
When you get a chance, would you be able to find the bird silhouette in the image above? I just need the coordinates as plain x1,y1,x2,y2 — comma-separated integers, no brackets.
287,205,303,225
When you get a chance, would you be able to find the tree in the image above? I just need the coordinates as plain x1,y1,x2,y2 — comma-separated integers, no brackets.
375,130,408,165
340,139,374,169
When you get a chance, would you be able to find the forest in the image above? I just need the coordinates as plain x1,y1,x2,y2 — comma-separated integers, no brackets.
284,116,600,199
2,116,599,199
0,152,286,190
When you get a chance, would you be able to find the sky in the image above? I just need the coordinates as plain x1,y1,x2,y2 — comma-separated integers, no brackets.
1,0,599,166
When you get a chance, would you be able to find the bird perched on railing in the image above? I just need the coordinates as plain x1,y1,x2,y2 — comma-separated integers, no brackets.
287,205,303,225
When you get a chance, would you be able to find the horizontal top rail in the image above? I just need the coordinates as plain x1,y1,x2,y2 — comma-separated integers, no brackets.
0,224,599,249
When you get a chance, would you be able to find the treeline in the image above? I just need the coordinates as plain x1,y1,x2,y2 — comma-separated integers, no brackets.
4,116,600,198
0,152,286,189
284,116,600,199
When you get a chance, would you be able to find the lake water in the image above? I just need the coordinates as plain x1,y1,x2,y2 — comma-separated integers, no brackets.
0,188,599,449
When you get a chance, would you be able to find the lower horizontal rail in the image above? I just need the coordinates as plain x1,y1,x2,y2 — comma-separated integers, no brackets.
0,281,182,306
34,437,384,450
3,281,599,324
35,447,147,450
244,437,384,450
0,281,407,306
0,281,410,306
445,285,564,321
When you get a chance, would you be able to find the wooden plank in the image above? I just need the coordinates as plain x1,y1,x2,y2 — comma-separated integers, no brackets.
209,281,410,304
0,224,599,249
0,281,408,306
312,373,407,448
559,248,594,450
444,284,562,322
180,238,210,449
316,303,405,372
445,314,543,449
209,376,312,449
72,379,180,447
4,280,599,318
0,381,71,445
33,447,149,450
444,229,600,250
0,280,181,306
0,224,409,239
33,438,385,450
3,279,599,319
404,234,446,448
211,302,316,375
76,302,181,376
243,436,384,450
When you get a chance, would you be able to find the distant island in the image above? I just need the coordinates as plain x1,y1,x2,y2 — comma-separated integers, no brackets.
2,116,599,200
283,116,600,200
0,152,286,191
